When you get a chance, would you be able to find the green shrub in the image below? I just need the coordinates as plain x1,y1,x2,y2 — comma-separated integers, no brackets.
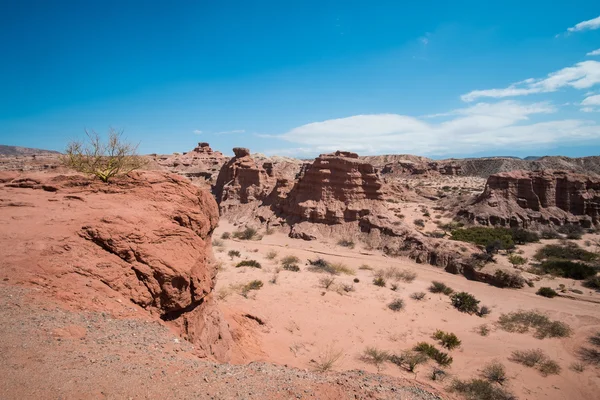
534,243,597,262
583,275,600,290
432,330,461,350
497,310,572,339
508,254,528,267
451,379,515,400
221,232,231,240
536,287,558,298
232,227,259,240
429,281,453,295
389,351,427,372
337,239,355,249
450,227,515,249
388,298,405,311
450,292,480,314
414,342,453,366
236,260,262,268
493,270,526,288
373,277,386,287
481,361,507,384
511,228,540,244
228,250,241,259
538,260,596,279
410,292,426,301
283,264,300,272
241,280,263,297
510,349,561,376
360,347,389,372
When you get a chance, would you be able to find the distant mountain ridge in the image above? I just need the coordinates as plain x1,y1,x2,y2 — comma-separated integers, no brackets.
0,145,60,156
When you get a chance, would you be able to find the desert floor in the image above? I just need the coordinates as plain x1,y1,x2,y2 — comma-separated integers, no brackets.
214,220,600,400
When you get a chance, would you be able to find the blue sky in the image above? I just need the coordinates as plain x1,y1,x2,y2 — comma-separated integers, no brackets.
1,1,600,159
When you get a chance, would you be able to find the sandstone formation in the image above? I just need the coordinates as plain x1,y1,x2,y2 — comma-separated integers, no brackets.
459,170,600,228
153,142,227,186
213,147,275,212
0,170,232,361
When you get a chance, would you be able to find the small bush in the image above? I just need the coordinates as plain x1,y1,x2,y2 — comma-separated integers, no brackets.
583,275,600,290
212,239,224,247
236,259,262,268
570,362,585,373
307,258,337,274
510,348,546,367
430,367,447,382
429,281,453,295
373,277,386,287
536,287,558,298
539,360,561,376
377,266,417,282
540,228,561,239
310,344,344,372
477,324,490,336
589,332,600,347
451,292,480,315
390,283,399,291
221,232,231,240
414,219,425,228
410,292,426,301
481,360,507,384
361,347,390,372
578,346,600,366
232,227,259,240
228,250,241,259
508,254,528,268
557,224,584,239
451,379,515,400
414,342,453,366
331,262,355,275
337,239,355,249
358,264,373,270
281,255,300,269
319,276,336,290
241,280,263,297
497,310,572,339
265,250,278,260
478,306,492,317
389,351,427,372
534,243,597,262
283,264,300,272
538,260,596,280
433,330,461,350
388,298,405,311
493,270,526,288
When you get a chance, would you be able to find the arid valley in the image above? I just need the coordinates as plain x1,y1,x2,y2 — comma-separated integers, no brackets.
1,144,600,399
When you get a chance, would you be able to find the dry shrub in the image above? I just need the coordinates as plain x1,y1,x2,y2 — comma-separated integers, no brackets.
266,250,278,260
319,276,336,290
360,347,390,372
387,298,405,312
429,281,453,295
389,351,427,372
497,310,572,339
481,360,507,384
451,379,515,400
410,292,427,301
510,349,561,376
377,266,417,283
310,344,344,372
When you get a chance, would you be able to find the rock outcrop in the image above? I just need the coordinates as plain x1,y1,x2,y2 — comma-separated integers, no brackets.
153,142,227,186
459,170,600,228
280,151,386,225
0,170,232,361
213,147,275,212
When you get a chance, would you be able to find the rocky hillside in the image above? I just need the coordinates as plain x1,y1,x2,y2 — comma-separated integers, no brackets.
0,145,60,156
0,170,233,361
458,170,600,228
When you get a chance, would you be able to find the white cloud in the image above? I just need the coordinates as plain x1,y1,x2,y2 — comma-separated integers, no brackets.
276,101,600,155
193,129,203,134
581,107,599,113
582,94,600,106
567,15,600,33
215,129,245,135
461,61,600,101
587,49,600,56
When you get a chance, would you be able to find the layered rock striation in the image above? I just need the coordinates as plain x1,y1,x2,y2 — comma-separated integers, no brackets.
153,142,227,186
459,170,600,227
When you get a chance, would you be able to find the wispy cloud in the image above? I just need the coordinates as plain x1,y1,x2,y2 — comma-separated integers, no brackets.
193,129,203,134
567,15,600,33
461,61,600,102
215,129,245,135
588,48,600,56
274,101,599,156
581,94,600,112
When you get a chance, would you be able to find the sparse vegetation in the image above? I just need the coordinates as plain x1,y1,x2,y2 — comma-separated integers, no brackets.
450,292,480,315
389,351,427,372
376,266,417,283
410,292,426,301
414,342,453,366
557,224,584,240
429,281,453,295
265,250,278,260
478,305,492,317
337,239,355,249
534,242,597,262
510,349,561,376
358,264,373,270
493,270,526,288
481,360,507,384
240,280,263,297
497,310,572,339
570,362,586,373
414,219,425,228
221,232,231,240
432,330,461,350
538,260,596,279
361,347,390,372
387,298,405,311
477,324,491,336
212,239,224,247
310,344,344,372
236,260,262,268
281,255,300,271
373,277,386,287
536,287,558,298
232,227,260,241
583,275,600,290
318,276,336,290
451,379,515,400
62,128,146,182
228,250,241,259
451,227,514,250
508,254,528,268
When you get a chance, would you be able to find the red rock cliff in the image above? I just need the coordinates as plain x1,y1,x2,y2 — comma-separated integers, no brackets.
459,170,600,227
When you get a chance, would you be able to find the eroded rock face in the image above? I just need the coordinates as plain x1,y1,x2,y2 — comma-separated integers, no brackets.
459,170,600,228
214,148,275,210
0,171,232,361
153,142,227,186
280,151,386,224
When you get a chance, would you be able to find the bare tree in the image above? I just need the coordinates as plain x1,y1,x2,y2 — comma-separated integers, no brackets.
62,128,145,182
